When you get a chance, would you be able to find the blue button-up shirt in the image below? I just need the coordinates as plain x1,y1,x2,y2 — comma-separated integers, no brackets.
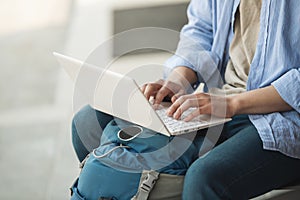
165,0,300,158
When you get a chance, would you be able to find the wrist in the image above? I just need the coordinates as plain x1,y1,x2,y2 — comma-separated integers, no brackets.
227,95,241,117
169,66,198,88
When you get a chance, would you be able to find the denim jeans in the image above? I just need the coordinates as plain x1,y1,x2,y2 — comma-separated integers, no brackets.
72,105,300,199
183,114,300,199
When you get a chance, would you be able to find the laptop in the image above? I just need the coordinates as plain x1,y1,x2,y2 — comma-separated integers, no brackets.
54,52,231,136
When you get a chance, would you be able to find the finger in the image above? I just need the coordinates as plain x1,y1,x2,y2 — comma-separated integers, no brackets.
168,93,207,118
144,83,161,100
173,98,199,119
154,79,183,105
167,94,191,117
184,108,201,122
153,85,171,106
184,105,211,121
171,89,185,103
140,84,147,93
144,79,164,100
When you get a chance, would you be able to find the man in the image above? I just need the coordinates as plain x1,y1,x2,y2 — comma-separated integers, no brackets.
72,0,300,199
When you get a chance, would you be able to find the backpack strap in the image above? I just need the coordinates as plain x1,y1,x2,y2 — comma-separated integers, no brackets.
131,170,159,200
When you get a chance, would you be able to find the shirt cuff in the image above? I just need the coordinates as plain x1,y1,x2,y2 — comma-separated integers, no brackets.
164,51,221,87
271,68,300,113
164,54,197,78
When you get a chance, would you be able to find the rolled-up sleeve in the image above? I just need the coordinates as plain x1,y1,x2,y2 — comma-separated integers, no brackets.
271,68,300,113
164,0,219,83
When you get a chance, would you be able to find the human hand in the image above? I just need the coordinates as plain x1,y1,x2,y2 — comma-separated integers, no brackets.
167,93,236,121
140,79,186,107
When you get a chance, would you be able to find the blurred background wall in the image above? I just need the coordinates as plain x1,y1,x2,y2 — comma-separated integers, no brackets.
0,0,189,199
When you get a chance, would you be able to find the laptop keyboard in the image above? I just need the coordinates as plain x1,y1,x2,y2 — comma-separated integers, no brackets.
155,107,208,134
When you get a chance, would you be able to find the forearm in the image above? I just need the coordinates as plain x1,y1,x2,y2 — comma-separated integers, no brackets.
230,85,293,115
167,66,198,89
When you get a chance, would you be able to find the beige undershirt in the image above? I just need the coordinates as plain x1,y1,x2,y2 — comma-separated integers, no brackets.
216,0,262,95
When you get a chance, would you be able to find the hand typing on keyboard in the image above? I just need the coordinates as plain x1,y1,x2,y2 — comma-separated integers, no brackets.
167,93,234,121
141,79,187,109
155,104,208,133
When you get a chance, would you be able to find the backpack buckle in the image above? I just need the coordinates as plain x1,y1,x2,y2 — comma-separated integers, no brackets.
79,153,90,169
140,171,159,193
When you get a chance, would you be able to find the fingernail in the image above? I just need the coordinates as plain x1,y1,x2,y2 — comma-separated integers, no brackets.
173,113,178,119
184,118,190,122
166,109,171,115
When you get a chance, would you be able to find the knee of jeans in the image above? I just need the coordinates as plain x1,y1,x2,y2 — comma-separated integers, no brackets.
185,158,216,185
72,105,93,136
71,105,109,150
184,157,228,199
71,117,79,142
71,109,83,140
71,106,96,161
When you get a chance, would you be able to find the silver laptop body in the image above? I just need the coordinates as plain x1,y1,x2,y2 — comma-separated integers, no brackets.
54,52,230,136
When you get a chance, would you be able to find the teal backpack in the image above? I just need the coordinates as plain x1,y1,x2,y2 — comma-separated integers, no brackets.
70,118,203,200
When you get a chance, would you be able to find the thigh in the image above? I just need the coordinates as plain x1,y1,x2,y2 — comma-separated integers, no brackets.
183,123,300,200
